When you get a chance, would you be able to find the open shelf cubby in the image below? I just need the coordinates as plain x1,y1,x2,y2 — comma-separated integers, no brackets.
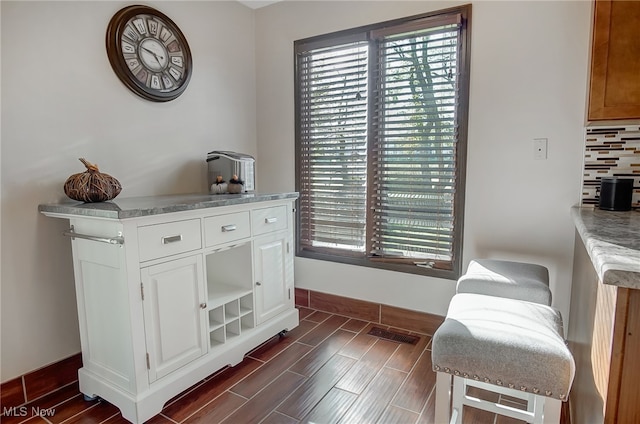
205,243,255,348
206,295,255,347
208,306,224,331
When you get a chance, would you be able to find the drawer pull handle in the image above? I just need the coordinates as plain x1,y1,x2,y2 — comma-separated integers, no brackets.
161,235,183,244
221,224,237,232
265,217,278,224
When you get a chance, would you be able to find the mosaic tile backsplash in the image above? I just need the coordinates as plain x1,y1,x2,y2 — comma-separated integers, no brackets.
583,126,640,209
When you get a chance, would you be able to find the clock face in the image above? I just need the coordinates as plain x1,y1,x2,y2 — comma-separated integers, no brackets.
106,6,192,102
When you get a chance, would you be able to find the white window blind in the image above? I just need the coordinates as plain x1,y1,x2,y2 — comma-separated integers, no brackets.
297,39,369,255
295,6,470,277
370,20,461,266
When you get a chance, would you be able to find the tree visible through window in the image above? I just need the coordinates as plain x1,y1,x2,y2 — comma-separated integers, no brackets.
295,5,471,279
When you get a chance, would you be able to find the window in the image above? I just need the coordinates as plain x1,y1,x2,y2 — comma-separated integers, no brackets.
294,5,471,279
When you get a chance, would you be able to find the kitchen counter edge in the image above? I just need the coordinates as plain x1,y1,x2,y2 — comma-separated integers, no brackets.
571,205,640,289
38,192,299,220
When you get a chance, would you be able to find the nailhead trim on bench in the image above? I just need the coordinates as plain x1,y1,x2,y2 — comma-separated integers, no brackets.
433,364,566,400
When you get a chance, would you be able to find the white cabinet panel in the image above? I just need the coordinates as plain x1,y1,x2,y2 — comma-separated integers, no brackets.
141,255,207,382
76,239,134,392
254,232,293,324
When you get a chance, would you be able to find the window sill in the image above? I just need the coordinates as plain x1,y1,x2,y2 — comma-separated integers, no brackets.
296,249,460,280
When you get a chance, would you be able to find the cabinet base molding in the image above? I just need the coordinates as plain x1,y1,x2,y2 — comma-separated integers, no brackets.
80,309,299,424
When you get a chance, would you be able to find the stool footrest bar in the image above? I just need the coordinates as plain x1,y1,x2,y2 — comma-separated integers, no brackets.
458,377,537,422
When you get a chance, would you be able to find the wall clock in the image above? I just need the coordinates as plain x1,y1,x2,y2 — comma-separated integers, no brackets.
106,5,192,102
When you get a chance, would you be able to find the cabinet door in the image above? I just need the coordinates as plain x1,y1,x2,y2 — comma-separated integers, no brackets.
588,0,640,120
141,255,207,383
254,232,294,325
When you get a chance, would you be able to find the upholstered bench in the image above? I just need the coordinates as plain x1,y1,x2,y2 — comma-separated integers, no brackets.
431,293,574,424
457,259,552,306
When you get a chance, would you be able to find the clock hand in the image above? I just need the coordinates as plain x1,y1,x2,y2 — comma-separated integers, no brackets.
140,46,164,65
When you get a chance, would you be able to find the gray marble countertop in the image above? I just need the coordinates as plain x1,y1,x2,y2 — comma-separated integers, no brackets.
39,192,298,220
571,206,640,289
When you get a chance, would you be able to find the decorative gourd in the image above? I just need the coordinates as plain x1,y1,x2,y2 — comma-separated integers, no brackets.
64,158,122,202
211,175,227,194
227,174,244,194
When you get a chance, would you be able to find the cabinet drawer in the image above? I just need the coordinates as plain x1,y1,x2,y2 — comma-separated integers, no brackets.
252,205,287,236
138,219,202,262
204,211,251,247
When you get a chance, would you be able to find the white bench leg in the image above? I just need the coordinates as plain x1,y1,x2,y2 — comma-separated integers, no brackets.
451,375,464,424
445,375,563,424
435,372,452,424
542,397,562,424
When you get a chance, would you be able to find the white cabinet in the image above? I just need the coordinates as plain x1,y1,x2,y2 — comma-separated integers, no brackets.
39,195,298,424
254,232,293,324
251,205,294,324
141,255,207,383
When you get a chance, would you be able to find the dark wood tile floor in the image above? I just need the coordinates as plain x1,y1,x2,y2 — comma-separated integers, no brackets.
2,307,533,424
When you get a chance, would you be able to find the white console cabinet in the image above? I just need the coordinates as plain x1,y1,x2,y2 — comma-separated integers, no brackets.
39,194,299,424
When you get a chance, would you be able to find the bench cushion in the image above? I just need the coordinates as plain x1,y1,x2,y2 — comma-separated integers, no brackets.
457,259,552,305
431,293,574,401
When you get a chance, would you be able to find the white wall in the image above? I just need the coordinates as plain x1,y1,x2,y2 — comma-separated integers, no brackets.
1,0,256,382
254,1,591,322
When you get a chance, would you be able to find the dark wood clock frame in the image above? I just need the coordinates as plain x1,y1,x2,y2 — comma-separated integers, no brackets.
106,5,193,102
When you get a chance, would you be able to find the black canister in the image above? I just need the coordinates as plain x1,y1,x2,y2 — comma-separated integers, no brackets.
598,177,634,211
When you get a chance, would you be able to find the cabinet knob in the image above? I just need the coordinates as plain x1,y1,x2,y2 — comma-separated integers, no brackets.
256,282,262,286
200,303,207,309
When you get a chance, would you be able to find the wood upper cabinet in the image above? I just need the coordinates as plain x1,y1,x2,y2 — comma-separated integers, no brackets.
588,0,640,120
